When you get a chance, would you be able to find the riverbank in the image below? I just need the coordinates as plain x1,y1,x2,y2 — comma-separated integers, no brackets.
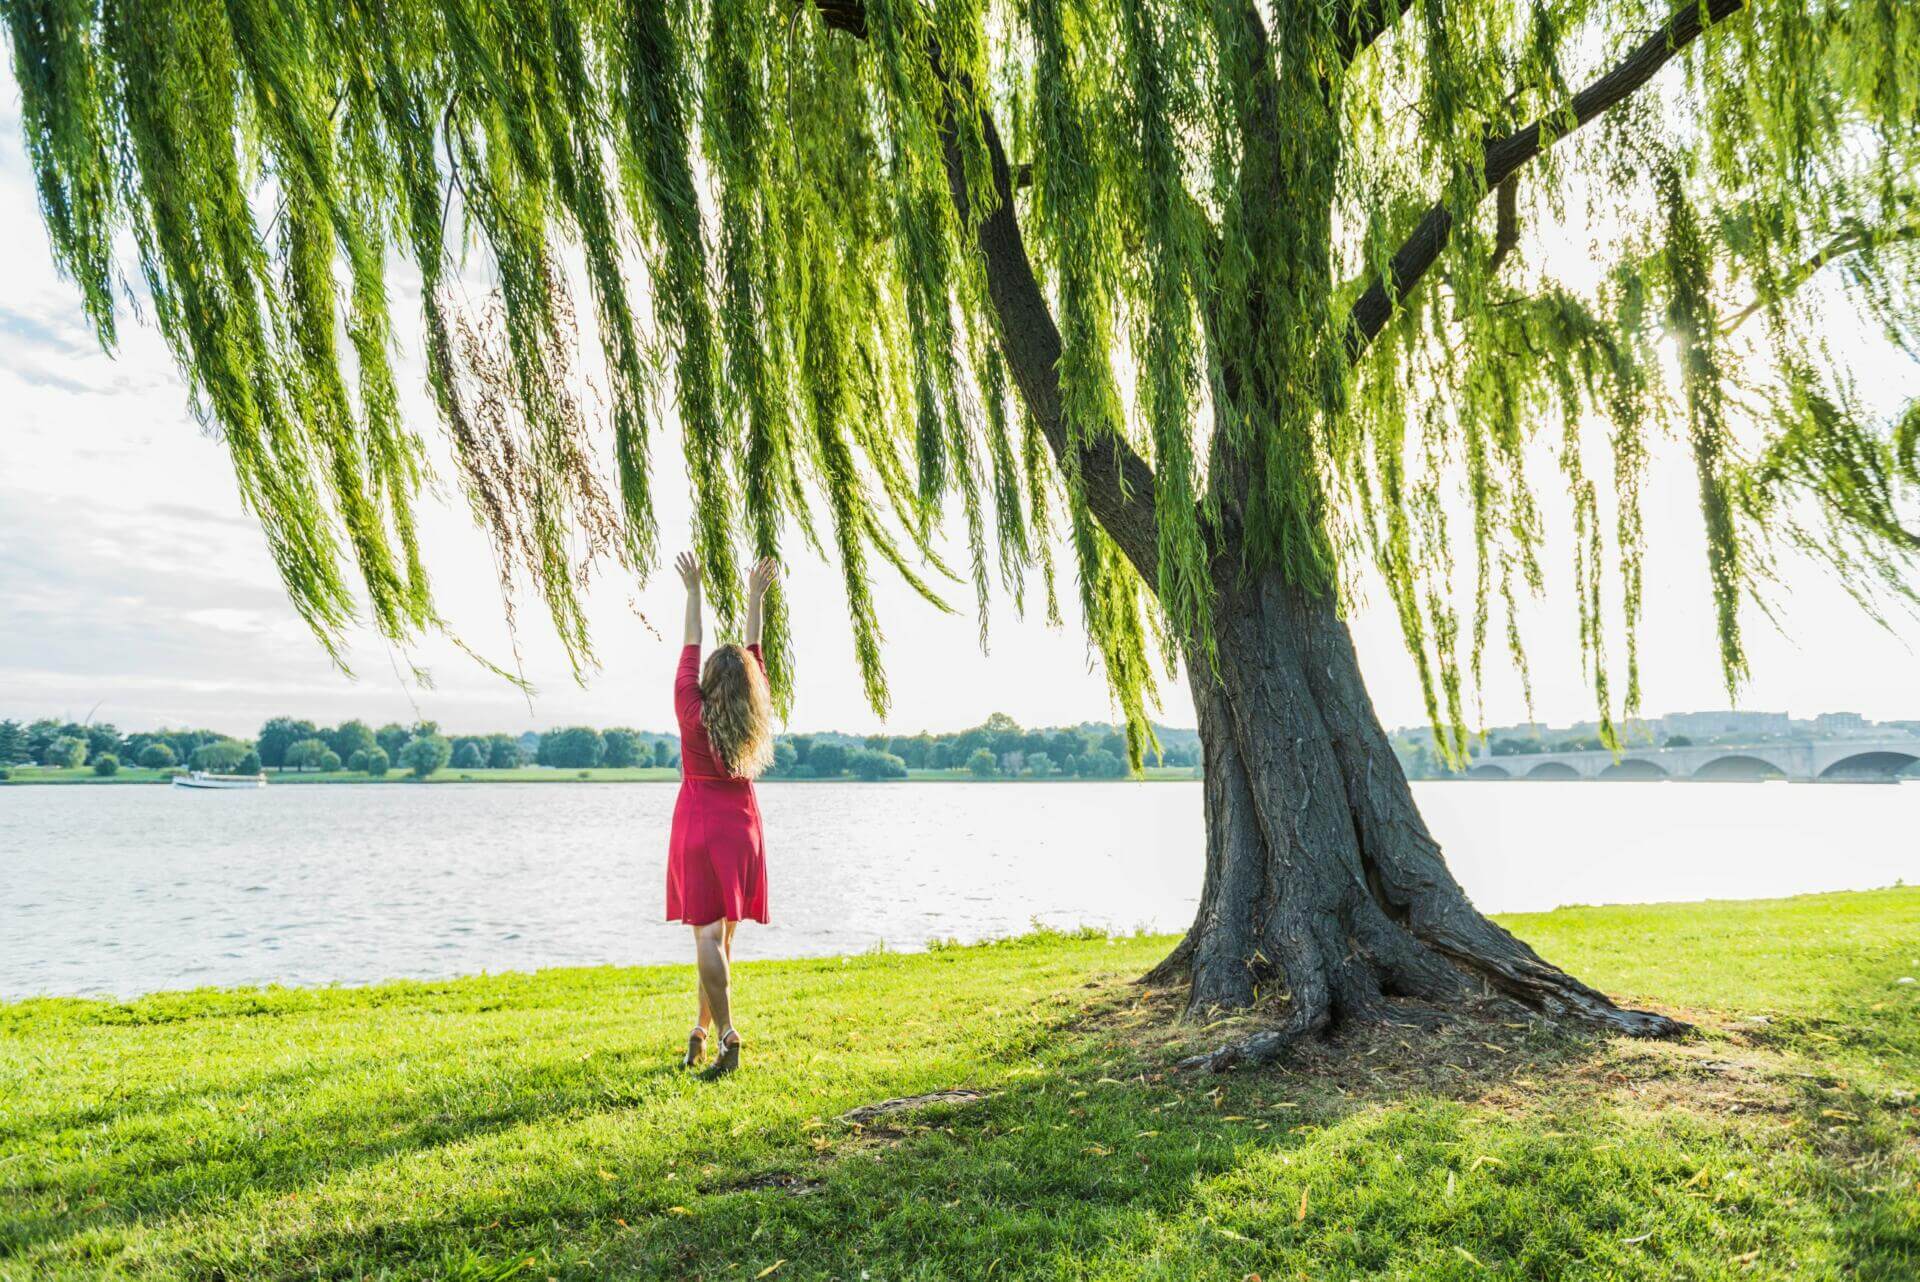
4,888,1915,1279
0,763,1202,785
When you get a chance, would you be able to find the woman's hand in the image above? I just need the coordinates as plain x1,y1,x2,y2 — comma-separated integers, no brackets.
744,556,777,647
747,556,779,598
677,551,703,646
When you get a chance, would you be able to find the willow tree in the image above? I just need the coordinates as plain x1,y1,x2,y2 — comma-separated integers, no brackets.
7,0,1918,1064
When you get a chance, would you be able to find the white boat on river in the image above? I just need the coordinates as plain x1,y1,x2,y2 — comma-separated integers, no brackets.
170,771,269,790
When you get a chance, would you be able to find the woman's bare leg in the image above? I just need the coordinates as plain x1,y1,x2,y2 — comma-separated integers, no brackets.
721,921,739,1041
691,926,713,1032
695,919,732,1038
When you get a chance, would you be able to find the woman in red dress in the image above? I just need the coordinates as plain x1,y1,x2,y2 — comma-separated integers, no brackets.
668,550,777,1074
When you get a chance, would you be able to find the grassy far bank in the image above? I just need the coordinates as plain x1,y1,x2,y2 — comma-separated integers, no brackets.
0,765,677,785
1,765,1200,785
2,890,1916,1280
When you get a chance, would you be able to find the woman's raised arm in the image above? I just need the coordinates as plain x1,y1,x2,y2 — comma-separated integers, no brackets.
675,551,703,647
744,557,778,649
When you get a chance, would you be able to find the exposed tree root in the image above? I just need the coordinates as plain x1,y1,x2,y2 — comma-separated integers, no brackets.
1172,980,1686,1075
1161,569,1689,1074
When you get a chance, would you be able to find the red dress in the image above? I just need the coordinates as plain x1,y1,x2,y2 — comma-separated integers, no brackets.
665,643,770,925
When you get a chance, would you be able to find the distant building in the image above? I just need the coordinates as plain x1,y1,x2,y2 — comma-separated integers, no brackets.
1813,712,1869,736
1657,710,1792,740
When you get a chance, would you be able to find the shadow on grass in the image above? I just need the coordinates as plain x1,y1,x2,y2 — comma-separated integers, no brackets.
1762,984,1920,1282
503,989,1909,1278
10,952,1916,1279
0,1014,692,1266
172,992,1669,1279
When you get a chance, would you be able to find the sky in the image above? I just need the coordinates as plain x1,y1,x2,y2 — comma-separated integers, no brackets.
2,87,1917,741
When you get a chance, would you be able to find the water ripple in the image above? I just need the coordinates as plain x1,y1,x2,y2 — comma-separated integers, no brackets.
1,780,1915,998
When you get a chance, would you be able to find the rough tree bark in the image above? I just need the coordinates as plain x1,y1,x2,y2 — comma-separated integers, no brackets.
812,0,1702,1069
1147,566,1685,1069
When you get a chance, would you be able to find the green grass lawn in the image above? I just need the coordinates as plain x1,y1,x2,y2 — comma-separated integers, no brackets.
271,766,686,784
0,766,181,785
902,765,1201,782
3,889,1916,1279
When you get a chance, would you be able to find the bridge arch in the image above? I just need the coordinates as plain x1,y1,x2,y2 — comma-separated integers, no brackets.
1525,762,1582,780
1466,764,1512,779
1693,754,1787,782
1818,750,1920,781
1599,758,1669,780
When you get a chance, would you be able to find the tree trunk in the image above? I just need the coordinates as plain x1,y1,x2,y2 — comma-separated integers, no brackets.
812,0,1689,1068
1152,563,1686,1071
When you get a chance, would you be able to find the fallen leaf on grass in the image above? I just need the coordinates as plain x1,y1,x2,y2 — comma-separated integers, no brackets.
1468,1155,1505,1171
1734,1249,1762,1264
597,1170,616,1181
1621,1232,1653,1245
1820,1109,1860,1122
755,1261,787,1278
667,1206,691,1216
1296,1186,1309,1222
1453,1246,1486,1268
1685,1168,1711,1189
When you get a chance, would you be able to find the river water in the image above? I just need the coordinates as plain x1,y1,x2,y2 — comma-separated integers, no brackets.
2,780,1915,998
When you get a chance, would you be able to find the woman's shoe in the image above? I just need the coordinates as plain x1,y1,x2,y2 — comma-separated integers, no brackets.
682,1026,708,1069
709,1028,741,1076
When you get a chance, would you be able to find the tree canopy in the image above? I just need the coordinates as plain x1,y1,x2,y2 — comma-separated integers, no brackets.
5,0,1916,756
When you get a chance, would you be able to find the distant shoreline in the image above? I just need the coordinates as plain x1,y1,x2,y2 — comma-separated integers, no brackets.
1,764,1205,786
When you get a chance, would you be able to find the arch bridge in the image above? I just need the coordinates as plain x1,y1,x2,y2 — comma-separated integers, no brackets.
1464,739,1920,782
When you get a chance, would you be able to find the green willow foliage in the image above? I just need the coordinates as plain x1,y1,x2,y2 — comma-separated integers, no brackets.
4,0,1917,756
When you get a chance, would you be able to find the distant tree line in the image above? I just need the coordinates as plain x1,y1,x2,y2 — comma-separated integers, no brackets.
0,711,1201,782
765,712,1200,781
0,714,683,780
0,719,265,777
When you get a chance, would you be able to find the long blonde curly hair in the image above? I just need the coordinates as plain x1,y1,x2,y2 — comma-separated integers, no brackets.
699,644,774,779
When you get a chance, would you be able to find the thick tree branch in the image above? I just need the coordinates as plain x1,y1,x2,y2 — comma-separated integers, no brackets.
1720,218,1920,335
1344,0,1748,362
942,96,1162,579
809,0,1162,580
1488,173,1520,274
811,0,866,35
1336,0,1412,66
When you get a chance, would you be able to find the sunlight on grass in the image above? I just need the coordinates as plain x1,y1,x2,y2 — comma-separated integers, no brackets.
2,895,1916,1278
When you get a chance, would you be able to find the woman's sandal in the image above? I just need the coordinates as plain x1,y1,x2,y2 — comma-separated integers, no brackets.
709,1028,742,1076
682,1025,707,1070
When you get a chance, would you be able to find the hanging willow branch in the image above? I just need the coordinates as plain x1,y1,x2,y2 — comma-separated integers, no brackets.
2,0,1916,750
